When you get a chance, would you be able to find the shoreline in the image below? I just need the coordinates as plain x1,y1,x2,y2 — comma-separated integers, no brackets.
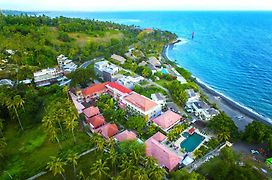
162,42,272,131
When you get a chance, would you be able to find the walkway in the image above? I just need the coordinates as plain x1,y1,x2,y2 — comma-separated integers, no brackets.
186,142,229,173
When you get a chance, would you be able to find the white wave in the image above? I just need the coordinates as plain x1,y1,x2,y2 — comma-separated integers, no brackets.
193,76,272,124
176,38,189,46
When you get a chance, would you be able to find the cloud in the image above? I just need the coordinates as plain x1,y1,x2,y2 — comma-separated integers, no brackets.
1,0,272,11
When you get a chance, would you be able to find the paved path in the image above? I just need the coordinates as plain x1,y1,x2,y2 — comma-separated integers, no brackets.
79,57,103,69
186,142,227,173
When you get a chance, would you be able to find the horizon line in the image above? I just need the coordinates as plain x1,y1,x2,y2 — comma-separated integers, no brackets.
2,9,272,13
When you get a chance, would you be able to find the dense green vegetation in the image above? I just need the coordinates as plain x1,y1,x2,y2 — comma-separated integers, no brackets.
0,13,177,81
197,147,266,179
242,121,272,151
208,112,239,142
134,84,167,98
0,84,91,179
0,13,271,179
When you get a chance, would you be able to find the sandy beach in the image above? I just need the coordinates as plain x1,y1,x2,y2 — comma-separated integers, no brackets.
162,43,272,131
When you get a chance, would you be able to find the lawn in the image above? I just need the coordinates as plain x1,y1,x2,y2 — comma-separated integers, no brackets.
155,79,171,88
1,122,91,179
37,151,99,180
134,85,167,99
68,31,124,47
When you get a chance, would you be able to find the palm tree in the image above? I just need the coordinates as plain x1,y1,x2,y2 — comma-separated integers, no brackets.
144,157,157,170
106,138,116,151
120,160,136,178
14,95,25,112
130,150,140,164
167,132,176,142
193,149,203,158
42,114,62,149
46,157,66,180
218,131,231,142
111,175,124,180
62,86,69,99
148,165,167,180
78,170,86,180
0,119,4,137
91,133,105,152
90,159,110,180
132,167,148,180
67,152,79,179
107,149,118,175
0,137,7,158
64,107,78,143
6,97,24,130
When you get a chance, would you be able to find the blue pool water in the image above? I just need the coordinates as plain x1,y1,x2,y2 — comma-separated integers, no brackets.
182,132,190,138
161,68,169,74
43,11,272,120
180,133,205,152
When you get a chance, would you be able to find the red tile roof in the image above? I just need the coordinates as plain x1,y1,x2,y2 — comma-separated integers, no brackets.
151,132,167,142
188,127,195,135
107,82,132,94
114,130,137,142
83,106,100,118
145,132,181,171
82,82,109,97
152,110,181,130
123,92,158,112
95,123,119,139
86,114,105,129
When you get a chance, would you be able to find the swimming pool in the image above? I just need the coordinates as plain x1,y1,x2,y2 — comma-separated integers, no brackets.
182,132,190,138
161,68,169,74
180,133,205,152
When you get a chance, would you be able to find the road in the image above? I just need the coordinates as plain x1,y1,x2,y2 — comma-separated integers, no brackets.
186,142,227,173
199,86,253,131
79,57,104,69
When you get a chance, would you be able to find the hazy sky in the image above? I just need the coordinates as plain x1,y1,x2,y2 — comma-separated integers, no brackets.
1,0,272,11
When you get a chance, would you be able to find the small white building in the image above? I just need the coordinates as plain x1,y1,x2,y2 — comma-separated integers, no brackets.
191,101,219,121
57,54,77,73
186,89,200,103
148,57,161,67
94,61,120,82
111,54,126,64
151,93,166,107
33,68,63,87
0,79,14,86
94,61,109,77
6,49,15,55
116,75,144,90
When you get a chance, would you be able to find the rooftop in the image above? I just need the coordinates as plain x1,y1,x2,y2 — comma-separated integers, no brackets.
151,93,166,101
193,101,209,110
111,54,126,63
148,57,161,67
185,89,197,98
145,132,181,171
82,82,109,97
95,123,119,139
152,110,181,130
114,130,137,142
207,108,219,116
123,92,158,112
83,106,100,118
106,82,132,94
86,114,105,129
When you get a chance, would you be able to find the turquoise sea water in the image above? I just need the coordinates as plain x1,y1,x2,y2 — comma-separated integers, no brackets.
44,11,272,120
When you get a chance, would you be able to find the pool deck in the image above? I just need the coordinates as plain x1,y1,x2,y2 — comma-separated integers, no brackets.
174,127,210,154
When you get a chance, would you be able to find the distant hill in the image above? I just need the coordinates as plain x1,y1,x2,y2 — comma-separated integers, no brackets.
1,10,40,16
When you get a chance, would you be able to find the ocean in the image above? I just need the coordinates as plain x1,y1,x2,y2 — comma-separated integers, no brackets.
43,11,272,120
